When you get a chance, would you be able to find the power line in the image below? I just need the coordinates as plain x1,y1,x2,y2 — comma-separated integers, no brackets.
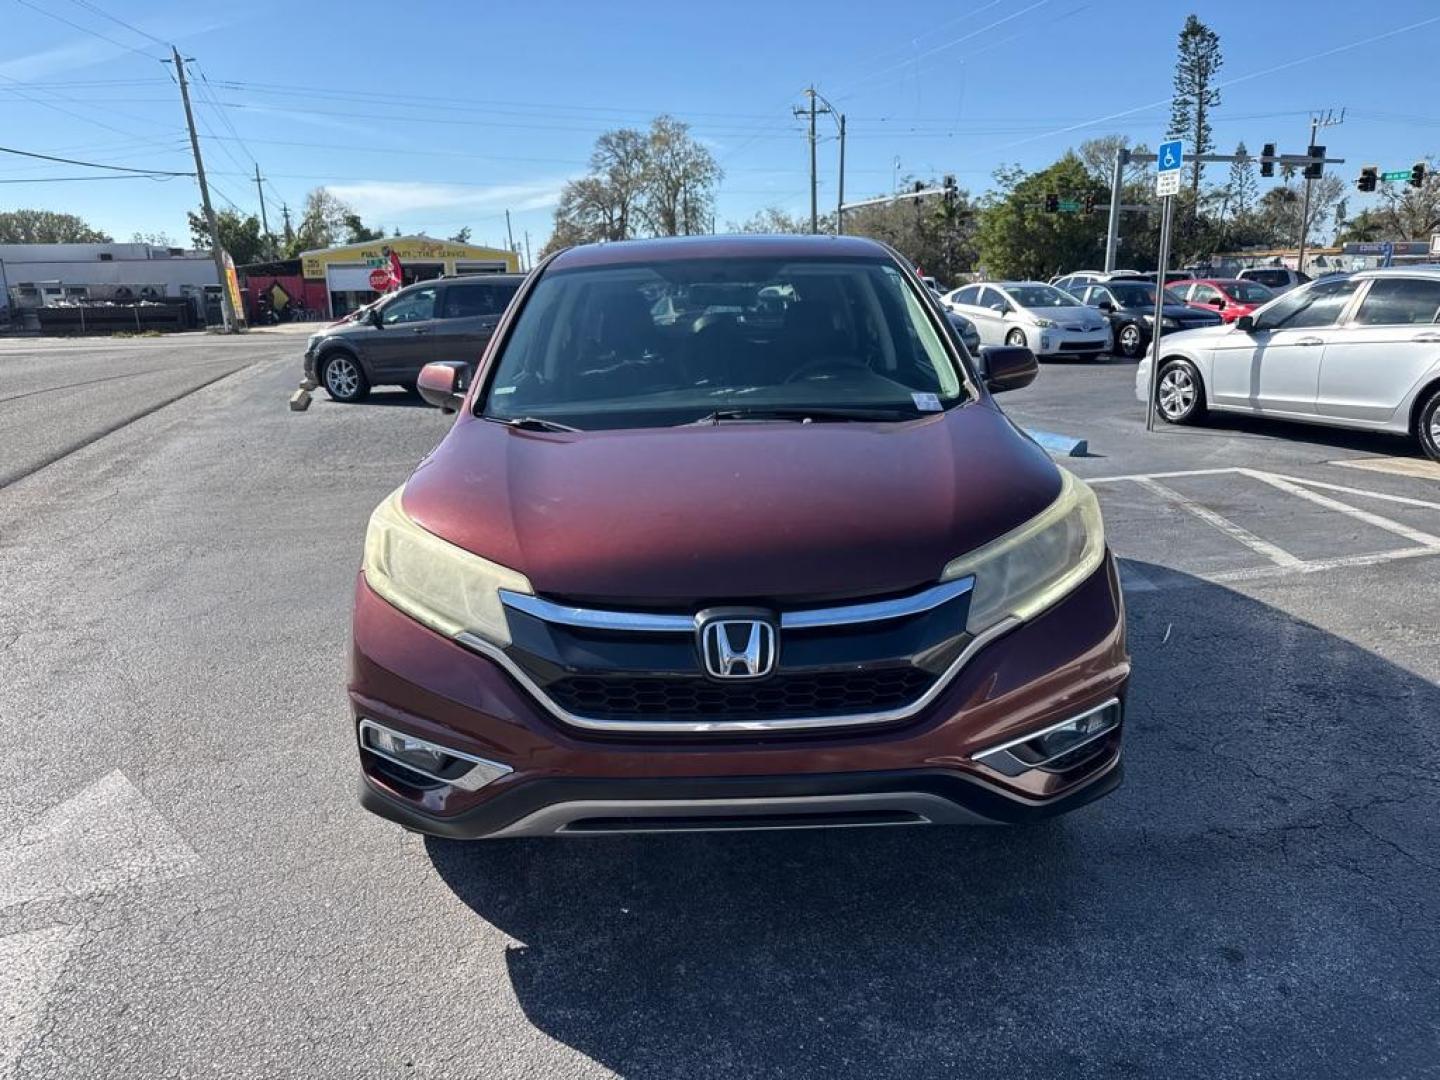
0,143,193,176
0,174,180,184
0,71,182,148
66,0,171,49
12,0,165,60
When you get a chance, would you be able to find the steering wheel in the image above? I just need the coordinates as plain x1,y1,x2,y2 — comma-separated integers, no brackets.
783,357,871,384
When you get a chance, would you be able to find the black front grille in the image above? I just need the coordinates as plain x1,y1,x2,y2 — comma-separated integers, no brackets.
546,667,937,721
1058,339,1105,351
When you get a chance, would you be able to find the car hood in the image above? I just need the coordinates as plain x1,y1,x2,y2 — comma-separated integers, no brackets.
399,405,1063,606
1026,306,1097,324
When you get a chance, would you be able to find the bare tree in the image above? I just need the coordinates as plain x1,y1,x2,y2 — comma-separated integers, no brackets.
590,128,649,240
641,115,722,236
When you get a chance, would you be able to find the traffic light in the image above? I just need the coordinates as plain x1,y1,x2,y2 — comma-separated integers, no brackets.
1411,161,1427,189
1044,192,1059,213
1260,143,1276,178
1356,165,1378,193
1303,145,1325,180
1082,192,1096,215
942,173,958,208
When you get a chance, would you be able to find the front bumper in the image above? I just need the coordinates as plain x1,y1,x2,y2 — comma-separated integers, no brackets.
1027,327,1111,357
350,556,1130,837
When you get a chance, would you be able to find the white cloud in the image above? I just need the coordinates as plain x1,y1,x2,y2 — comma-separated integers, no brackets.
0,13,241,81
325,179,565,220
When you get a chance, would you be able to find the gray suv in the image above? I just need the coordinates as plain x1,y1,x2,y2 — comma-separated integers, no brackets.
304,274,524,402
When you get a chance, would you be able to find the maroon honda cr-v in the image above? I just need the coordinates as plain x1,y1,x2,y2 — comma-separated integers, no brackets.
351,234,1128,838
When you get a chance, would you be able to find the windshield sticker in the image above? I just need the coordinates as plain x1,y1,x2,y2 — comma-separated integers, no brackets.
493,385,517,395
912,392,942,412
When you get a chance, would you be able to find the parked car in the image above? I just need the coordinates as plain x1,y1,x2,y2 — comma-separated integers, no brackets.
946,310,982,355
944,281,1110,358
921,275,943,295
1237,266,1310,295
1175,278,1275,323
305,274,525,402
1076,279,1224,358
1131,270,1196,285
352,233,1128,839
1051,269,1140,295
1136,268,1440,461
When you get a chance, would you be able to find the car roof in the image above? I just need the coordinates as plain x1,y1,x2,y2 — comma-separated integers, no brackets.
1352,264,1440,279
548,233,892,270
447,273,526,285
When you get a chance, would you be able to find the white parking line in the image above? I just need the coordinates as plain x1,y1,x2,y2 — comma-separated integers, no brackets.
1130,476,1305,568
1241,470,1440,549
1089,465,1440,590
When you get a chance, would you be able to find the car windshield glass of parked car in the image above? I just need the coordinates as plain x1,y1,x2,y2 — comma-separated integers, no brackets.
482,257,965,430
1226,281,1273,303
1252,277,1360,330
1006,284,1082,308
1108,282,1183,307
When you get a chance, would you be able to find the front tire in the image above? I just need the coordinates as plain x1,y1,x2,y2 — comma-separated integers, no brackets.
1417,386,1440,463
321,352,370,403
1155,358,1206,425
1005,328,1028,348
1116,322,1145,359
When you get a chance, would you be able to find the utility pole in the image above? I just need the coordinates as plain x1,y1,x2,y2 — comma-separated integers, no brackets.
1104,145,1129,272
280,202,292,242
523,230,532,271
836,114,847,235
504,209,515,262
253,163,273,260
793,87,832,235
169,46,235,331
1297,108,1344,274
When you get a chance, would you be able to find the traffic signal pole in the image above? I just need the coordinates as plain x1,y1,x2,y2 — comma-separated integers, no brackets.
1104,146,1127,272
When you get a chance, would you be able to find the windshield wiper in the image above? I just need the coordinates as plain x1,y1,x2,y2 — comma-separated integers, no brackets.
487,415,582,432
689,406,923,425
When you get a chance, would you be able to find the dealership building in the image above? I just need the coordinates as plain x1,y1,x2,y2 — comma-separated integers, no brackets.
295,236,518,318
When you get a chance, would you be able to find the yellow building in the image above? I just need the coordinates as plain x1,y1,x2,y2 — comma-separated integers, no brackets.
300,235,519,317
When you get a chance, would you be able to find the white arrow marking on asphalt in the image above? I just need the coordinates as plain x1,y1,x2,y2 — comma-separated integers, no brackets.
0,769,199,910
0,926,84,1066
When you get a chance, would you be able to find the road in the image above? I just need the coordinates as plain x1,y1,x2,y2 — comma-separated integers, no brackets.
1,338,1437,1078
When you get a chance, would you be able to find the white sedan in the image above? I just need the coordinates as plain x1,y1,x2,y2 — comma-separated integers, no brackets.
944,281,1110,359
1135,268,1440,461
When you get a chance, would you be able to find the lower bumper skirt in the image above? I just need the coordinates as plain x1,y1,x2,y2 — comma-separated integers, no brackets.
360,755,1123,838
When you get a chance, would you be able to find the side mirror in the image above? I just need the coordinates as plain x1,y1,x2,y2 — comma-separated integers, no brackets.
1235,314,1256,332
1209,297,1225,308
980,345,1038,394
368,307,383,328
1096,300,1114,312
417,361,470,413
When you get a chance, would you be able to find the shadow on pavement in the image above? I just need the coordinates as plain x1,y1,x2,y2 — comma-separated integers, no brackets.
426,564,1440,1079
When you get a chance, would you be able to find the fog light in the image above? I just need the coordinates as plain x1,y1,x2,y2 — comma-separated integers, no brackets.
358,718,512,791
972,699,1121,777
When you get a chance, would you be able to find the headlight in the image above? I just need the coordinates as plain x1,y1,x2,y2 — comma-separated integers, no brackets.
1032,317,1056,328
940,469,1105,634
1161,317,1180,330
362,488,532,645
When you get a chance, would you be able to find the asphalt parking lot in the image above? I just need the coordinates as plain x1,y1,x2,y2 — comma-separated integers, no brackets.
1,337,1438,1078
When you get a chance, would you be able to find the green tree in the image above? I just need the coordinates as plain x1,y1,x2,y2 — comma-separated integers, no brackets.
448,226,472,243
187,207,266,265
974,154,1108,279
1224,141,1258,218
283,187,378,255
1167,14,1223,207
0,209,111,243
341,213,382,243
727,206,814,234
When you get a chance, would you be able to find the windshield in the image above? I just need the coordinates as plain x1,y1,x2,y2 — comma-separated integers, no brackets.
1109,282,1184,307
1227,281,1274,303
482,257,966,430
1005,284,1081,308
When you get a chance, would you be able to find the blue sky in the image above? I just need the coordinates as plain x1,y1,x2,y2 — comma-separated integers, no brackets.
3,0,1439,254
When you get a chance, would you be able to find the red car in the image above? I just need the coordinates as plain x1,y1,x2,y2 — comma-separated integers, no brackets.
351,234,1128,839
1177,278,1275,323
